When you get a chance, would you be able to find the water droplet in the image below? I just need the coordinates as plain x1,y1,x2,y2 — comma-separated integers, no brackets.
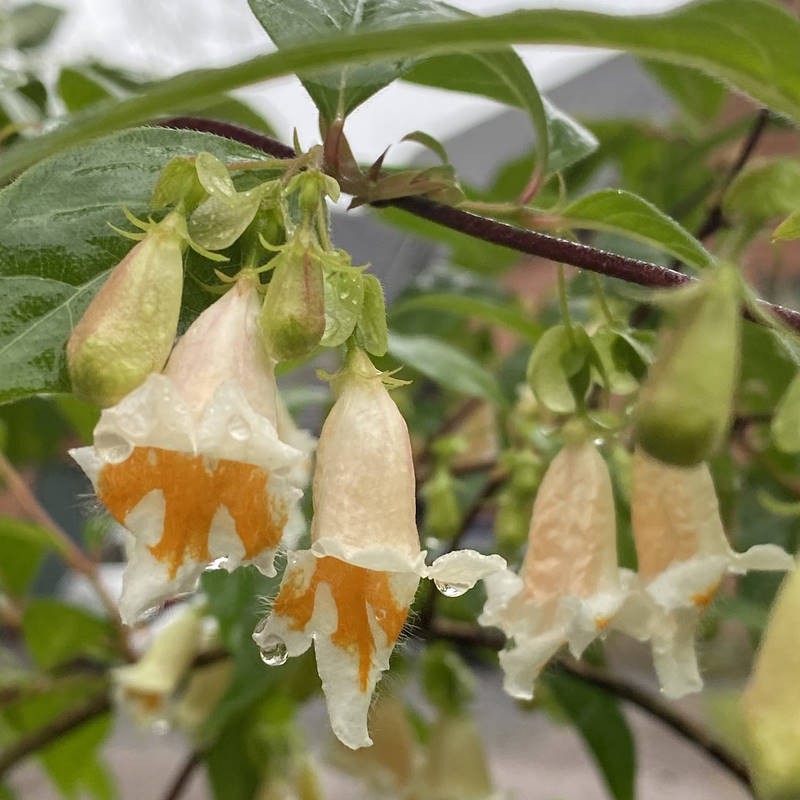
94,432,132,463
227,414,251,441
252,616,269,637
205,557,228,571
151,717,172,736
259,635,288,666
434,580,469,598
374,608,387,622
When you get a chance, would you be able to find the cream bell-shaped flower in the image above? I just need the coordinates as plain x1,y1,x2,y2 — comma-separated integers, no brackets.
480,439,632,701
71,274,308,623
112,605,204,728
253,349,504,750
617,448,793,698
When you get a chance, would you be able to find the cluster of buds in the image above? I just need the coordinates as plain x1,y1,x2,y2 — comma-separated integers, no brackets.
67,150,503,749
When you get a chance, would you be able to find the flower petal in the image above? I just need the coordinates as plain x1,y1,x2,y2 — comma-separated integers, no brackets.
499,629,566,700
255,551,419,749
425,550,507,590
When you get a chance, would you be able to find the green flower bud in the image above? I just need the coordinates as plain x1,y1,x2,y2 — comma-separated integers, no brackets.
743,564,800,800
634,265,741,467
259,241,325,361
67,212,186,407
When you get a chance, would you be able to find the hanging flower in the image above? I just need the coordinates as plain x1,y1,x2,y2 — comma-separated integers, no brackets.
253,349,504,749
112,605,204,728
616,448,794,697
71,273,308,623
479,438,631,701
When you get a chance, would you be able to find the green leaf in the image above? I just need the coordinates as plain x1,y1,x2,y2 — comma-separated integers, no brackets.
3,0,800,182
4,681,113,800
4,3,63,50
591,327,649,396
22,600,116,671
391,292,540,341
640,59,727,127
547,673,636,800
0,517,53,597
406,56,597,175
772,371,800,453
356,274,388,356
205,714,262,800
0,127,277,404
57,67,114,113
387,331,504,405
526,324,596,414
247,0,461,121
723,158,800,225
774,208,800,241
421,643,476,715
561,189,713,269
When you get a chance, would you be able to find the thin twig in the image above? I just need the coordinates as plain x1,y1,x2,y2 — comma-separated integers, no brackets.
160,117,800,334
695,109,771,243
161,750,204,800
0,693,111,778
428,618,752,791
0,452,134,661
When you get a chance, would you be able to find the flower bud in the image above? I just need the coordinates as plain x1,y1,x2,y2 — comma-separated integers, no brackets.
743,565,800,800
259,241,325,361
67,212,185,407
421,714,495,800
635,265,741,466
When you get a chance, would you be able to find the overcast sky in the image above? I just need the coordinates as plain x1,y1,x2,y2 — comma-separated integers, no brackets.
26,0,691,160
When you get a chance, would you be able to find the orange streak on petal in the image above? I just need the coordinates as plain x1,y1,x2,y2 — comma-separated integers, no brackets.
274,557,409,692
98,447,283,578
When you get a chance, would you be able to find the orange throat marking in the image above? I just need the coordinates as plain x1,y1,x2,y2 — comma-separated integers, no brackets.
274,556,410,692
691,580,721,609
98,446,287,578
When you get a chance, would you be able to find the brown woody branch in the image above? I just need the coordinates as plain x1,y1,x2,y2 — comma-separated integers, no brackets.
160,116,800,335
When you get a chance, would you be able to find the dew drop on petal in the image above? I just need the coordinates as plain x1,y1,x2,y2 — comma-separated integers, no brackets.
434,580,470,598
205,556,229,571
94,432,133,464
259,634,288,666
227,414,251,441
252,616,269,638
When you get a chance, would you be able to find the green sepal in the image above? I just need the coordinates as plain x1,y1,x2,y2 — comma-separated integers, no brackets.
151,155,206,211
355,274,388,356
321,267,365,348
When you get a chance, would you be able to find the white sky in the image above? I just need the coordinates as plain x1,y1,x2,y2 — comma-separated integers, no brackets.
29,0,690,161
